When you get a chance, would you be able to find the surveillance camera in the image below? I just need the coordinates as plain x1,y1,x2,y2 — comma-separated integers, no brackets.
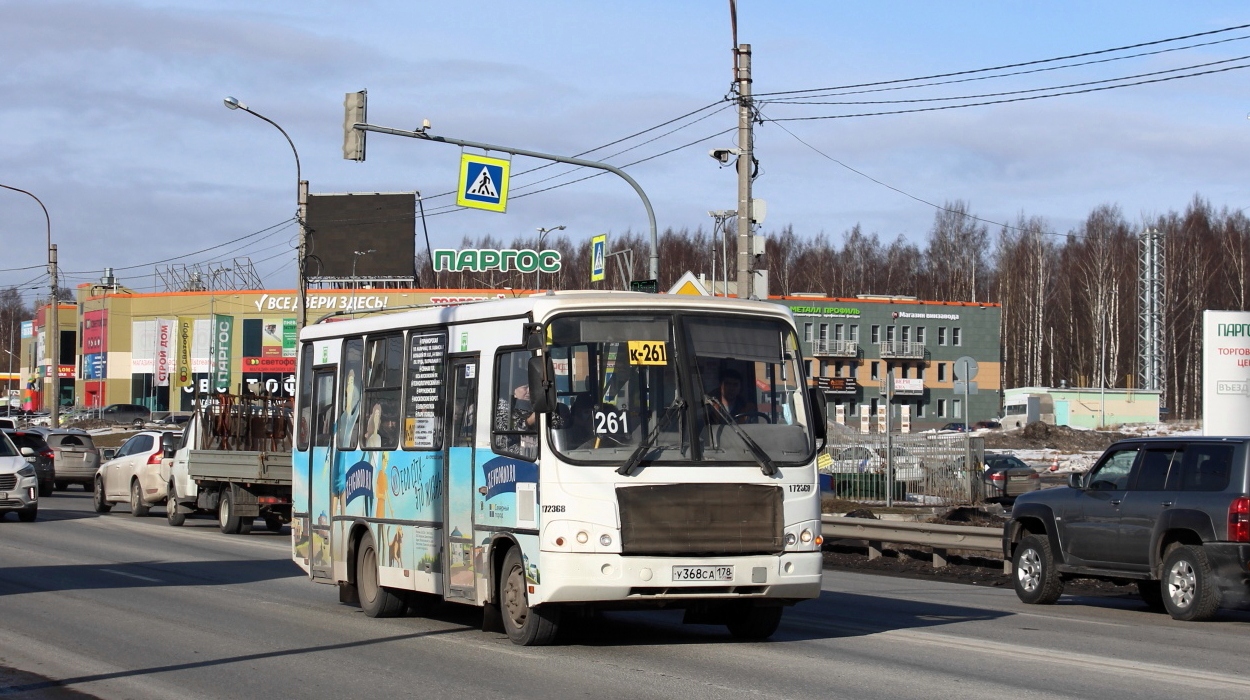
709,148,733,165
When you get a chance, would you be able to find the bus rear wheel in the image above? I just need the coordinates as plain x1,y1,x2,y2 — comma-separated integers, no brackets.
357,531,405,618
500,547,560,646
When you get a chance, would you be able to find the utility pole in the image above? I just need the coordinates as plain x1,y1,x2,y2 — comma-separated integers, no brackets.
735,43,754,299
49,244,59,425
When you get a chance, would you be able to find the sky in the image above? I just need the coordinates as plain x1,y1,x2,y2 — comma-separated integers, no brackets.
3,1,1250,300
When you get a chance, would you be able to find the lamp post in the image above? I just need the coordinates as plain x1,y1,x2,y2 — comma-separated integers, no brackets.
535,225,564,290
0,183,57,426
223,96,307,331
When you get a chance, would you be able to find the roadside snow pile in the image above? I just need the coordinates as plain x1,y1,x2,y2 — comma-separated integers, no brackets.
983,422,1133,452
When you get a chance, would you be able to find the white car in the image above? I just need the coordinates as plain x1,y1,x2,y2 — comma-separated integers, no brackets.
93,430,180,516
0,431,39,521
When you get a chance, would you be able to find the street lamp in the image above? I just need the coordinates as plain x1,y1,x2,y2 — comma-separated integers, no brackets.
223,96,308,331
352,249,376,282
535,225,564,290
0,183,57,426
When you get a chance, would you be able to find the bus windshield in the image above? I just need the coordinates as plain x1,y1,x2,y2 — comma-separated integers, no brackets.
546,312,813,467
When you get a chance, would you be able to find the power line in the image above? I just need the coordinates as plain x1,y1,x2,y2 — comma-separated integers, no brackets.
764,62,1250,121
764,54,1250,106
755,22,1250,98
762,110,1081,240
60,217,295,274
773,33,1250,102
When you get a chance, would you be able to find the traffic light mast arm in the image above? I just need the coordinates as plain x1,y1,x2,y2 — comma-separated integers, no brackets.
353,122,660,282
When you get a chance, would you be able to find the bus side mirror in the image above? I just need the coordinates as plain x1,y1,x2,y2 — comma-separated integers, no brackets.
528,355,556,414
807,388,827,448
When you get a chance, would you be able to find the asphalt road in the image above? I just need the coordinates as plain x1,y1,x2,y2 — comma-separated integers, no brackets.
2,492,1249,700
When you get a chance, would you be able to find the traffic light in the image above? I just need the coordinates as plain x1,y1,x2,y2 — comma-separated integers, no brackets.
342,90,367,161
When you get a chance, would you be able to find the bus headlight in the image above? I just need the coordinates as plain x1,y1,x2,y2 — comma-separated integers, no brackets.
599,534,612,547
800,529,813,543
785,533,797,546
575,530,589,544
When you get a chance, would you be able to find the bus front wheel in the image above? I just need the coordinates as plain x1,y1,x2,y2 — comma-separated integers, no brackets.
500,547,560,646
726,602,783,640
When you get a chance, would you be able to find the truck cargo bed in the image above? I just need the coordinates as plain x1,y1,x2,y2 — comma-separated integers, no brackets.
187,450,292,485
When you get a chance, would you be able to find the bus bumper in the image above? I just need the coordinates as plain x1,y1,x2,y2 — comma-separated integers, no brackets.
532,551,823,605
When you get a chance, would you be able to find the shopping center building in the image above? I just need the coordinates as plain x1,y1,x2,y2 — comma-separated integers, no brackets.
19,284,1002,430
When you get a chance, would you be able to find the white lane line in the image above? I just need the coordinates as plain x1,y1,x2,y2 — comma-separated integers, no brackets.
791,616,1250,691
99,568,163,583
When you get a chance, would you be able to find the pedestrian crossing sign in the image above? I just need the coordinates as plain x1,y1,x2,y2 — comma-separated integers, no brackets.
590,233,607,282
457,153,510,212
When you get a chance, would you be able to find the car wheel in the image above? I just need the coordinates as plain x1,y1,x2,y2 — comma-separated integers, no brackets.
92,477,112,513
54,480,67,491
1013,534,1064,605
357,531,405,618
132,419,144,429
129,479,150,517
264,516,284,533
1162,545,1221,621
725,602,784,640
218,488,241,534
38,480,53,498
500,546,560,645
1136,580,1165,611
166,484,186,527
17,505,37,522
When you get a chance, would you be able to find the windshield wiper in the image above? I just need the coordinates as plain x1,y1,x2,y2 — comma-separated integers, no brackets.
617,398,686,476
703,394,779,477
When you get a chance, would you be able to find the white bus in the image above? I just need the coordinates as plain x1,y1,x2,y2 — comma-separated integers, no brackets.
292,292,826,645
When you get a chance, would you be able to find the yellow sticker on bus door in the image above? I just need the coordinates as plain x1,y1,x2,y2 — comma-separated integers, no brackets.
627,340,668,365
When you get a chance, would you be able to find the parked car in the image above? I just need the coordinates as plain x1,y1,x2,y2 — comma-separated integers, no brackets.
1004,437,1250,621
2,429,55,497
974,420,1002,430
940,422,969,432
981,452,1039,503
0,431,38,521
827,445,880,473
0,417,17,430
98,404,152,428
94,430,179,516
44,431,101,491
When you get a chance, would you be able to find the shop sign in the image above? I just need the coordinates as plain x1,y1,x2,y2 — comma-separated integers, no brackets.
213,314,233,393
789,305,860,319
432,248,561,274
817,377,858,394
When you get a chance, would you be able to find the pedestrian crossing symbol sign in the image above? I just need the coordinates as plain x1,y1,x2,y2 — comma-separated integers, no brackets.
457,153,510,212
590,233,607,282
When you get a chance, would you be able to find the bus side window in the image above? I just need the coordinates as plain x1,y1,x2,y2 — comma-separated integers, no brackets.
492,349,538,461
338,338,364,450
362,335,403,450
296,343,314,451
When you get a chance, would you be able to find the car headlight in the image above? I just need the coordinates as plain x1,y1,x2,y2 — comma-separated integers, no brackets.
17,465,36,478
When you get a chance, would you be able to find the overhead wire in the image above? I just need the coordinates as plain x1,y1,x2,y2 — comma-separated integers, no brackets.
771,33,1250,101
754,22,1250,98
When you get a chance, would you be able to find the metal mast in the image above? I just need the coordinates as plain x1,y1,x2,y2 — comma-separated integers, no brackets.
1138,228,1164,393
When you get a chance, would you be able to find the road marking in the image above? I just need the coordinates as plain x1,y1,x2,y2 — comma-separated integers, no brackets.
790,615,1250,691
99,568,163,583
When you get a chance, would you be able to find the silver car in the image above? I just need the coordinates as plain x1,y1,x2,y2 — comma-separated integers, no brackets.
0,431,38,521
46,431,101,491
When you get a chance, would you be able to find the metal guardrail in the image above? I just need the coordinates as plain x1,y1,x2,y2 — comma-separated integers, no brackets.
822,514,1009,572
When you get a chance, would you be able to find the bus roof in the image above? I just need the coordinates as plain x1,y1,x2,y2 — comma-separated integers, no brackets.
299,291,796,341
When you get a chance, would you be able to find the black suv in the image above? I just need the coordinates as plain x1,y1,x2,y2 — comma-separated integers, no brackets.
1003,437,1250,621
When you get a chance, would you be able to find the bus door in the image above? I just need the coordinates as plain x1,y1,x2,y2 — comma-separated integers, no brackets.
309,366,337,580
442,356,479,603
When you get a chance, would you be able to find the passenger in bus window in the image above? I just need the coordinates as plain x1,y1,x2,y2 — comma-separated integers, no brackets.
338,368,361,447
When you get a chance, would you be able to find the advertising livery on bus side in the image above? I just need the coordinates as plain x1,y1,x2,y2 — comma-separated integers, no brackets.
292,292,826,645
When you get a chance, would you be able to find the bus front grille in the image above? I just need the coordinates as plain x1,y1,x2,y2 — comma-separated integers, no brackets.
616,483,784,556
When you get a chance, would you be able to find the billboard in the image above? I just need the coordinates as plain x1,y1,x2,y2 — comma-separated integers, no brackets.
304,192,415,279
1203,310,1250,435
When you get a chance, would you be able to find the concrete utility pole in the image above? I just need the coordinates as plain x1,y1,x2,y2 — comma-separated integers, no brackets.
735,44,754,299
